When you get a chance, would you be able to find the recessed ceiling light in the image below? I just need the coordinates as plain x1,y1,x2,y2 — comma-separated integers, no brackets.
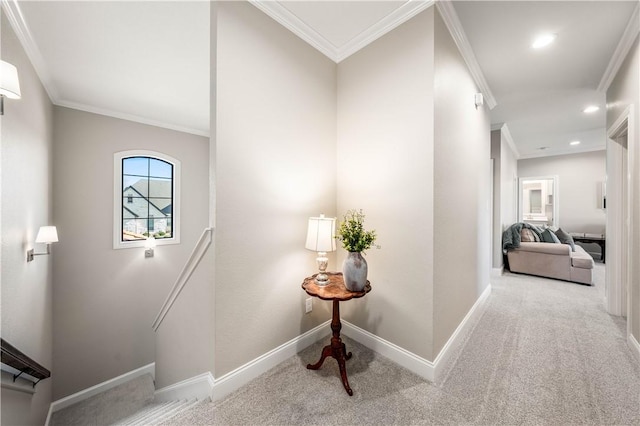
538,146,549,151
532,33,557,49
583,105,600,113
570,141,581,146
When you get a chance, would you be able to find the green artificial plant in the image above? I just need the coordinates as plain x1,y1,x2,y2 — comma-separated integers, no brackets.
336,209,377,253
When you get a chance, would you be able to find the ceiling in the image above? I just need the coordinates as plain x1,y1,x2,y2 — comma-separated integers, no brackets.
5,1,640,158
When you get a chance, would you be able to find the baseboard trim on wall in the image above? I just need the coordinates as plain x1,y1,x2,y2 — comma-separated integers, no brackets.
153,320,330,403
342,284,492,384
629,333,640,363
491,267,504,277
47,362,155,417
341,320,436,381
154,371,215,402
212,320,330,402
431,284,492,383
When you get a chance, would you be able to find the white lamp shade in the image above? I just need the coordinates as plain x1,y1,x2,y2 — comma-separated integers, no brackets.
145,236,157,249
0,60,21,99
305,215,336,252
35,226,58,244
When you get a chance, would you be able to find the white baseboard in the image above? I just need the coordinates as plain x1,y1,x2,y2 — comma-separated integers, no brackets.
153,320,330,403
431,284,491,383
212,320,330,401
154,371,215,402
341,320,435,381
48,362,155,418
629,333,640,363
342,284,492,384
491,267,504,277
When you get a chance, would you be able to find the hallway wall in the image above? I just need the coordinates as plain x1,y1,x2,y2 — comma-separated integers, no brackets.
1,11,54,426
606,35,640,345
52,108,209,398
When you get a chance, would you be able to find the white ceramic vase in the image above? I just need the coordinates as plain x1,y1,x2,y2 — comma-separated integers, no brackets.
342,252,368,292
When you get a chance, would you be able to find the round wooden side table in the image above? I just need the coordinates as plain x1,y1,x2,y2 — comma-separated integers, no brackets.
301,272,371,396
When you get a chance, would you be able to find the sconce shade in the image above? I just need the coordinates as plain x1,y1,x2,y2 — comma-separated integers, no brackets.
35,226,58,244
145,236,157,249
305,215,336,253
0,60,21,99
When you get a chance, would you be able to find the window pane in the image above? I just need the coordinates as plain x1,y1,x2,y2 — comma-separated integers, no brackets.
149,177,172,198
122,219,149,240
123,176,149,197
123,196,149,218
149,198,171,216
123,157,149,176
150,158,172,178
150,218,171,238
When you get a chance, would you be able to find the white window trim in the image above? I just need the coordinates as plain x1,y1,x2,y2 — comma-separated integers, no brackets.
113,150,181,249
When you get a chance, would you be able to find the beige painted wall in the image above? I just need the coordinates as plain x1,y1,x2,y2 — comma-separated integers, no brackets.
336,7,491,362
214,1,337,377
336,7,435,360
432,10,491,357
606,35,639,342
1,11,54,425
490,128,519,269
52,107,209,398
518,151,607,235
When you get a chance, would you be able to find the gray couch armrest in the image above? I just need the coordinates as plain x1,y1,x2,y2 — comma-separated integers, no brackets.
512,242,571,255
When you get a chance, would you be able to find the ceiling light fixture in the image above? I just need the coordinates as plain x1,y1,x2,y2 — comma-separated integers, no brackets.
583,105,599,113
570,141,581,146
532,33,557,49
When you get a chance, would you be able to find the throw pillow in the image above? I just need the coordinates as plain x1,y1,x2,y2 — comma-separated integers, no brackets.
521,228,536,242
554,228,575,251
541,228,561,244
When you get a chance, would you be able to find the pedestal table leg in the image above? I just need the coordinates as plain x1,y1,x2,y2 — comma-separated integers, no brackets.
306,300,353,396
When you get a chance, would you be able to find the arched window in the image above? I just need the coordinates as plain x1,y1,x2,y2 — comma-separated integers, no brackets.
114,151,181,249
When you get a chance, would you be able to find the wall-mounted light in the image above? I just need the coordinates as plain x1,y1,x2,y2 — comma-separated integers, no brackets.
0,60,22,115
145,236,156,258
27,226,59,262
474,93,484,109
305,214,336,285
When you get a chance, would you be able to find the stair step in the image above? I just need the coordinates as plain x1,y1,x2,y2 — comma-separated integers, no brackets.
150,398,201,425
113,401,179,425
128,399,197,426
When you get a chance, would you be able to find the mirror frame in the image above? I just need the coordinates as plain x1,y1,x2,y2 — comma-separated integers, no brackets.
518,175,559,228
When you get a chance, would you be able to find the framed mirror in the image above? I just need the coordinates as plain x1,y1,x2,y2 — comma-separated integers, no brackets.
518,176,558,228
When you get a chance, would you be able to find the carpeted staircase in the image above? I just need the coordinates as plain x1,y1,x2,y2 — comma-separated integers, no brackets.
50,374,210,426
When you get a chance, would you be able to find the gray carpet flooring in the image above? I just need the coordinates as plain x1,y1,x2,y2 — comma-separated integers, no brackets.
167,263,640,425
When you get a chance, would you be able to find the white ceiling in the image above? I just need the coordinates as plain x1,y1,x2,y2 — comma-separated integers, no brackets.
5,1,640,157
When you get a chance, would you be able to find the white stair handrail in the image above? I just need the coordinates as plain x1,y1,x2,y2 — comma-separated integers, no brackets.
152,227,213,331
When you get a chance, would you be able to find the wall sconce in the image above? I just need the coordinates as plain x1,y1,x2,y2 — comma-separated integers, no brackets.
0,60,22,115
27,226,59,262
145,236,156,258
474,93,484,109
305,214,336,285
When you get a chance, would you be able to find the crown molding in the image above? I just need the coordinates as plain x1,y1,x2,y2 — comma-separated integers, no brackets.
518,145,605,161
597,2,639,93
2,0,209,137
56,100,210,137
492,122,520,159
1,0,59,102
248,0,338,61
436,0,497,110
250,0,436,64
336,1,434,63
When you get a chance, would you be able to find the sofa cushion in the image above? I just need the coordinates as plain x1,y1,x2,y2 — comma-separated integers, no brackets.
541,228,561,243
554,228,575,251
521,228,539,242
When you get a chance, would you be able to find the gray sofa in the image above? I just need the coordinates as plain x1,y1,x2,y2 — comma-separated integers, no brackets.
507,241,594,285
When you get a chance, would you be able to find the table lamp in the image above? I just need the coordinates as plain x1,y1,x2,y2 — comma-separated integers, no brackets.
305,214,336,285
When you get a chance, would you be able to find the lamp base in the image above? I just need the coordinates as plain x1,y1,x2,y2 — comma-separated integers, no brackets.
315,273,330,286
